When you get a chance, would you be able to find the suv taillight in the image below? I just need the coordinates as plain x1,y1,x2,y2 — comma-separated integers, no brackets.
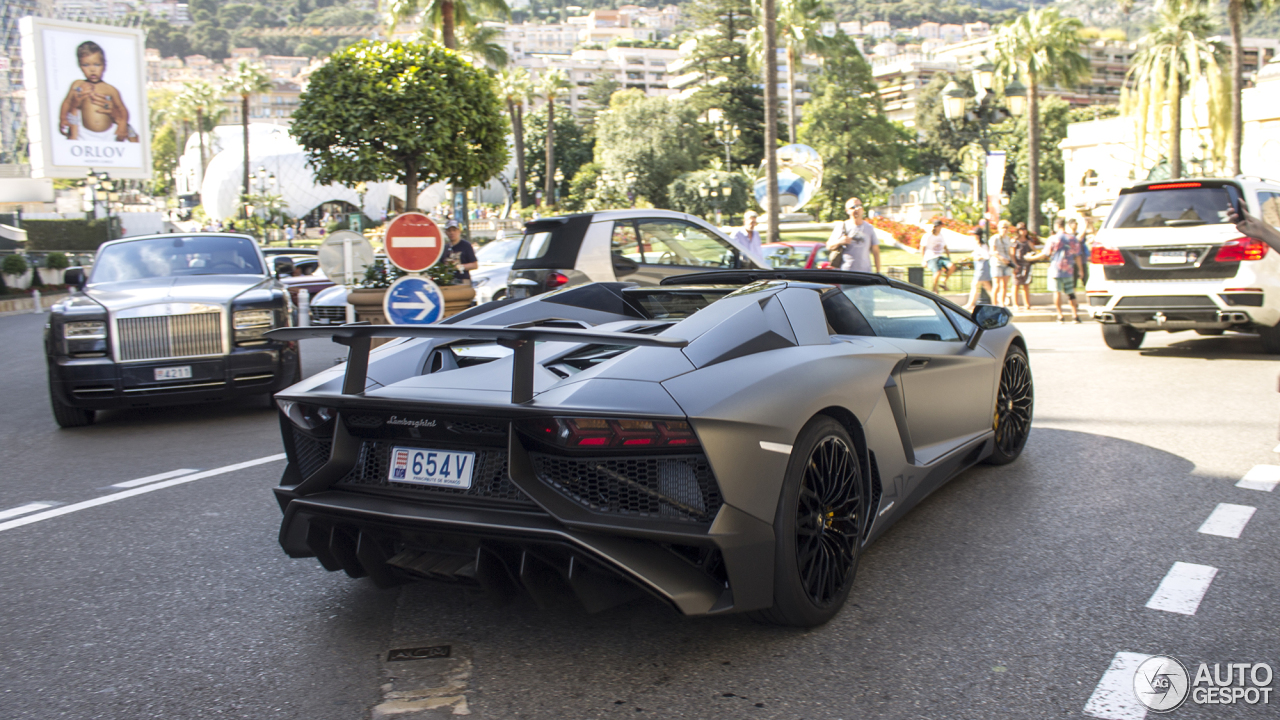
1214,237,1269,263
1090,246,1124,265
545,272,569,290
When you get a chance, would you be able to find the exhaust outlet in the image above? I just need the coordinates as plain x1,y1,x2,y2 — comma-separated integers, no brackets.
1099,312,1116,323
1217,311,1249,324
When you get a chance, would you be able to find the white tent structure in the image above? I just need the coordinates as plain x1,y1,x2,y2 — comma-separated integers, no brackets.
178,122,448,222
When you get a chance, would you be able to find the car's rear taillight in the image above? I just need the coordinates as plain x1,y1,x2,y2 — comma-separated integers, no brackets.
1090,246,1124,265
545,272,569,290
1214,237,1269,263
522,417,699,448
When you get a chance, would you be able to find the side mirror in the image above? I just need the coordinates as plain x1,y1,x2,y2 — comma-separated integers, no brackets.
972,304,1012,330
63,266,86,289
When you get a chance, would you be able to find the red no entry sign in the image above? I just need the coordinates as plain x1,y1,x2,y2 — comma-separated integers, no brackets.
384,212,443,272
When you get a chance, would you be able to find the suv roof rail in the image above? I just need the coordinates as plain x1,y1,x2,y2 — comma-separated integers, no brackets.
1235,174,1280,185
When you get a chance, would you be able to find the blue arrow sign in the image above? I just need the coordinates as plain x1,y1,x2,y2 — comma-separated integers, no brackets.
383,276,444,325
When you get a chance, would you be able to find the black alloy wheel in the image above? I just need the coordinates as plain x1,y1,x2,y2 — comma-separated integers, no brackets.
986,345,1033,465
755,416,865,627
796,435,863,606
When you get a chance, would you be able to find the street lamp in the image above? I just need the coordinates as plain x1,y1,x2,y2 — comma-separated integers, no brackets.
939,67,1026,222
713,116,741,166
553,167,564,205
697,173,734,226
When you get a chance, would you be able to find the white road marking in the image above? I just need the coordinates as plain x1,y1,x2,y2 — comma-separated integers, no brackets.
758,441,792,455
1197,503,1257,539
1237,465,1280,492
0,454,286,533
1145,562,1218,615
0,502,57,521
109,468,198,489
1083,652,1152,720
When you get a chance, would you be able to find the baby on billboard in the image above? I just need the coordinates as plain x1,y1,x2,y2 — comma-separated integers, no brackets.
57,40,138,143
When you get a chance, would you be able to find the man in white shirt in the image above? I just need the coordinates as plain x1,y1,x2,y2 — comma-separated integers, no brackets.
826,201,881,273
731,210,762,261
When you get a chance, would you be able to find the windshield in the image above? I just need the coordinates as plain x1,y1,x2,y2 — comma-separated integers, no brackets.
476,238,519,264
1106,186,1237,229
91,235,264,283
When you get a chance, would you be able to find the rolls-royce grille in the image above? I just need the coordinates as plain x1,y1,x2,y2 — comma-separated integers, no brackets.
117,312,223,361
529,453,722,524
337,440,536,507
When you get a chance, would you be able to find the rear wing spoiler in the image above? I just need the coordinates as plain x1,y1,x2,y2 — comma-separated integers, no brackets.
267,324,688,403
659,270,889,286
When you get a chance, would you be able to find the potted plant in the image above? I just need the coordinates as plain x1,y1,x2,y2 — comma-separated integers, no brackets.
41,252,69,286
350,257,476,325
2,254,31,291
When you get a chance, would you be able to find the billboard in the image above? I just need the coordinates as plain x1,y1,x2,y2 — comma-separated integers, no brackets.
19,17,151,179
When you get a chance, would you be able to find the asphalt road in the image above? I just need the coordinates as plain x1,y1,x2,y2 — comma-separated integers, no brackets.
1,312,1277,720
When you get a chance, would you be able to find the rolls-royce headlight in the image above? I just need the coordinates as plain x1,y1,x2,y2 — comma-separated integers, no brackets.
234,309,275,343
64,321,106,339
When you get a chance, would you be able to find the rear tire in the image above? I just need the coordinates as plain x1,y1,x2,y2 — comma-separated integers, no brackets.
1102,324,1145,350
50,385,94,428
753,416,865,628
985,345,1033,465
1257,324,1280,354
1194,329,1224,336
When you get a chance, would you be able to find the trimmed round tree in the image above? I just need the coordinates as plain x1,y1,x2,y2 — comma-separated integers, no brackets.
290,41,508,211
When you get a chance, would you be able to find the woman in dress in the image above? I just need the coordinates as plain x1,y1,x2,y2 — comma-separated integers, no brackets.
1011,222,1036,311
965,229,994,311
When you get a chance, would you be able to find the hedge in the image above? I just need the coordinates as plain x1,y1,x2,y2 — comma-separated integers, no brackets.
23,218,116,251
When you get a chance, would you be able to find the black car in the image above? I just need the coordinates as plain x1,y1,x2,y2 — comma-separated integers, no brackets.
46,233,301,427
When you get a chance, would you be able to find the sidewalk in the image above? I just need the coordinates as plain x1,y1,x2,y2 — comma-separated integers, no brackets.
938,291,1095,323
0,292,68,316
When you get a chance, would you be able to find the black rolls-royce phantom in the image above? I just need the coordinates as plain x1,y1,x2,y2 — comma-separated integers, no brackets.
45,233,301,427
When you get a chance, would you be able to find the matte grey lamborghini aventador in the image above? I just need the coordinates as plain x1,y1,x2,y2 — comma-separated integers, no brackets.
267,270,1033,627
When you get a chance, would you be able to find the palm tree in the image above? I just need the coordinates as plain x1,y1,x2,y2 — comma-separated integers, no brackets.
994,7,1089,230
498,68,533,207
538,69,570,207
222,59,273,207
456,23,509,69
1126,0,1225,179
385,0,510,50
761,0,780,243
174,81,224,185
1225,0,1276,175
748,0,833,145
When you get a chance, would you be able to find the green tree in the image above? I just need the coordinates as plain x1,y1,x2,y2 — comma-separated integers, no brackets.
223,59,273,204
152,123,180,196
522,109,593,206
289,41,508,211
385,0,509,50
1126,0,1225,179
189,20,230,60
683,0,765,169
994,7,1090,230
799,34,913,221
497,68,534,207
538,68,571,207
174,80,225,182
1226,0,1277,174
582,72,620,124
667,169,751,221
455,23,508,69
593,91,703,209
748,0,833,145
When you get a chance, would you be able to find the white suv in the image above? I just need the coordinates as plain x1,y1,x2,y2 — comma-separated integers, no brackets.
1086,176,1280,353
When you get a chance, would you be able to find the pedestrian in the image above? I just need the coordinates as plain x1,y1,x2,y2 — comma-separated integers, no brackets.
990,219,1015,306
921,220,954,292
1074,217,1092,285
442,219,478,285
1028,217,1084,323
285,224,295,247
1228,203,1280,250
1011,223,1036,311
731,210,763,262
826,201,881,273
965,228,993,311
